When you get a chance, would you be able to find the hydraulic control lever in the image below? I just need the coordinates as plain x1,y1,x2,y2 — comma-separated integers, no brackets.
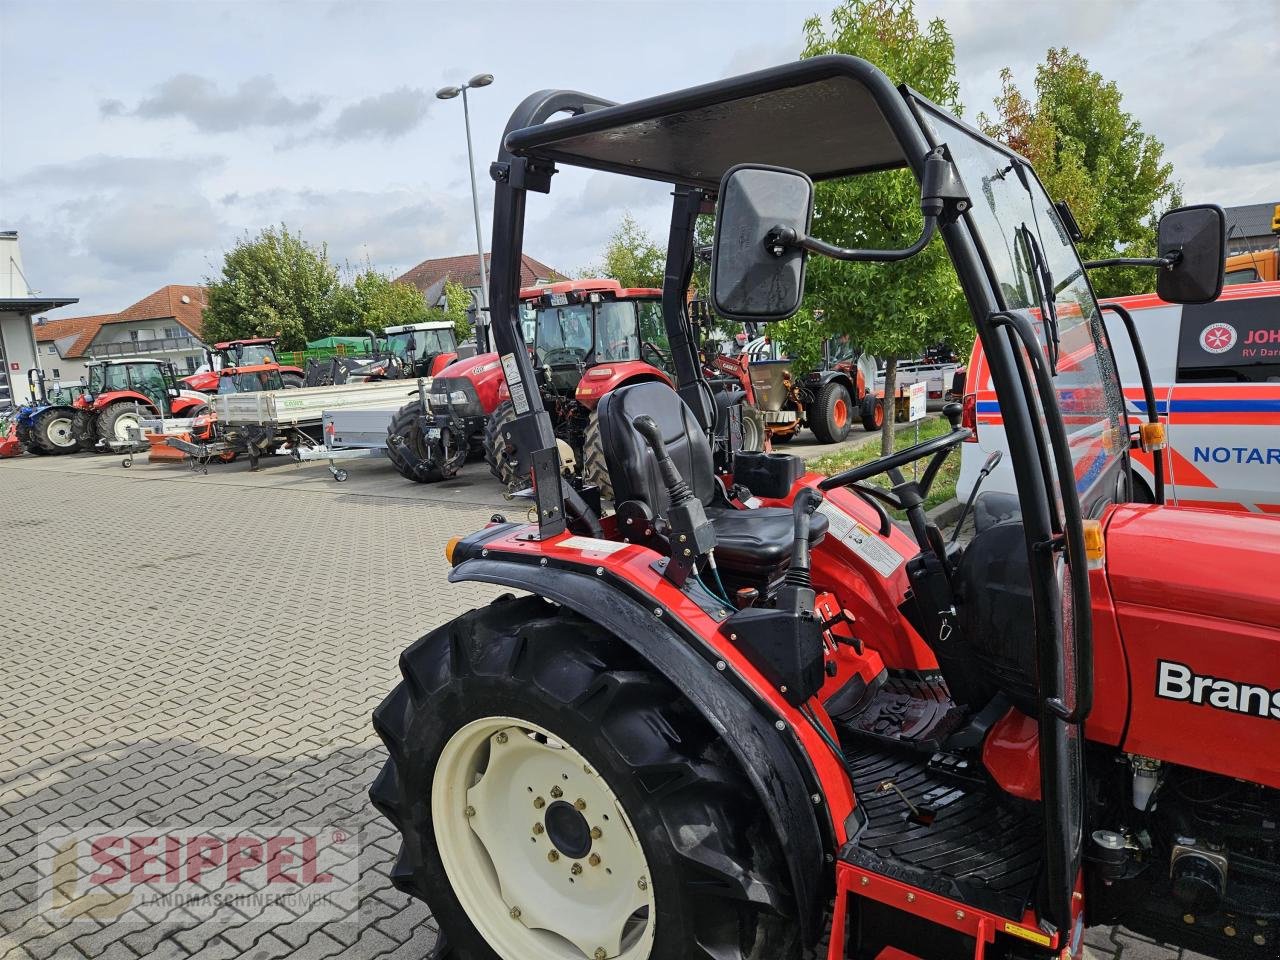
785,487,824,589
632,415,716,585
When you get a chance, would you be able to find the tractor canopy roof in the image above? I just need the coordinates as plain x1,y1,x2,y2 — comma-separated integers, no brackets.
85,357,168,367
519,278,662,303
503,55,938,190
213,338,277,349
384,321,456,334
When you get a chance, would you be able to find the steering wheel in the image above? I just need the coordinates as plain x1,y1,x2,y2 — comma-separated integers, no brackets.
542,347,584,367
818,402,970,556
641,341,670,367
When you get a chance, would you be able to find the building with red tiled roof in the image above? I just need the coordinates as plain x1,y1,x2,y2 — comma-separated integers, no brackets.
33,285,209,386
396,252,562,307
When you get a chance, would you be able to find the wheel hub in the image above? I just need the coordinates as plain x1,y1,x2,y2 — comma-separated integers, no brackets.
544,800,592,860
433,717,655,960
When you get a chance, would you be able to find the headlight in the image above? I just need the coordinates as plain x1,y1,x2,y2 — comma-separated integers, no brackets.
450,390,468,404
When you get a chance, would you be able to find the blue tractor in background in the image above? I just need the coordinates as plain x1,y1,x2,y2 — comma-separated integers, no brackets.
13,369,84,456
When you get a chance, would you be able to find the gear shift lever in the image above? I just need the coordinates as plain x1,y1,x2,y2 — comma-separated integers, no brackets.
632,415,717,585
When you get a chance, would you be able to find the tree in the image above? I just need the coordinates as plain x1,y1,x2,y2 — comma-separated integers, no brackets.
332,269,430,338
203,225,342,350
582,212,665,288
781,0,971,453
434,279,475,342
979,48,1179,298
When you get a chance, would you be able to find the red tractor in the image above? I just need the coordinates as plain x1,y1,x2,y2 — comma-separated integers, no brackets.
483,279,675,496
72,358,209,451
181,338,306,391
371,61,1274,960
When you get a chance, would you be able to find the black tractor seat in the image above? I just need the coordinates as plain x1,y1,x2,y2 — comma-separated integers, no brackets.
597,382,827,589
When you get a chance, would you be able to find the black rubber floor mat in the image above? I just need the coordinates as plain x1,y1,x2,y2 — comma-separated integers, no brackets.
841,675,966,750
840,746,1044,921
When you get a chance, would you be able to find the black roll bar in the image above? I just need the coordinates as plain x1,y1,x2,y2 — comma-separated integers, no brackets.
990,311,1093,725
1100,302,1165,504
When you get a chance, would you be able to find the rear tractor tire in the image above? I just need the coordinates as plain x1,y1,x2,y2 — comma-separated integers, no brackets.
387,402,464,483
32,408,79,455
371,595,800,960
810,382,852,445
740,404,766,453
96,401,146,448
859,394,884,433
71,409,97,452
281,372,305,389
483,400,522,489
581,413,613,502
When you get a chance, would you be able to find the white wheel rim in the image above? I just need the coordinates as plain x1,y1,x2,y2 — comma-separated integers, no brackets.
46,416,75,447
114,414,140,441
433,716,656,960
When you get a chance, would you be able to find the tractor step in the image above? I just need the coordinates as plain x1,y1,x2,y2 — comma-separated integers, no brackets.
839,746,1043,922
838,674,966,751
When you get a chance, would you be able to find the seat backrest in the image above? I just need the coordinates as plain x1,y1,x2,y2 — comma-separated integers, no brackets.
597,382,716,513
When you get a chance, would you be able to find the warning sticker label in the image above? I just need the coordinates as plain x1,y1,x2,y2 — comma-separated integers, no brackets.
501,353,529,415
559,536,629,557
817,501,904,577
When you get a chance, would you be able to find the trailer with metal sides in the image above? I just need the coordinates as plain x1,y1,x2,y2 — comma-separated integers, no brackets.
167,379,423,472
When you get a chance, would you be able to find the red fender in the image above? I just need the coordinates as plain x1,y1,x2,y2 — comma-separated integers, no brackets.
574,361,672,411
91,390,160,414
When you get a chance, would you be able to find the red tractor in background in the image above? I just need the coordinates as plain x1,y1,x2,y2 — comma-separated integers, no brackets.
71,358,208,451
484,279,677,497
181,338,306,391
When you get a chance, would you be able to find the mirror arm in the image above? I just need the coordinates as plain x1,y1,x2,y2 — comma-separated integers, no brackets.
772,216,939,264
1084,251,1182,271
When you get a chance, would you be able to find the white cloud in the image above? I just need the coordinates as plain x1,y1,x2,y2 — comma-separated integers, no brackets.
113,74,324,132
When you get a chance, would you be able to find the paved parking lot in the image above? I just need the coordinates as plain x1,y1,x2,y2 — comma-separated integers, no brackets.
0,450,1203,959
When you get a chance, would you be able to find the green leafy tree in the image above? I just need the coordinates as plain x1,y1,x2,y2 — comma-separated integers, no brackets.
582,212,665,288
781,0,970,453
332,269,431,337
203,225,342,350
435,279,475,342
979,48,1179,298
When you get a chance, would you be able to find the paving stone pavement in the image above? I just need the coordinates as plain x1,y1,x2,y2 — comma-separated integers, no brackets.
0,454,1208,959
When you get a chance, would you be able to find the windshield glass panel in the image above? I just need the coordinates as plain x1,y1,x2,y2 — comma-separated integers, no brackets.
925,111,1126,509
387,329,453,361
533,304,593,362
597,302,642,362
236,344,275,365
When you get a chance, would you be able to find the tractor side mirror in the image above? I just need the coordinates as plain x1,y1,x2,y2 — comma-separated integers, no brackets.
1156,204,1226,305
711,164,813,322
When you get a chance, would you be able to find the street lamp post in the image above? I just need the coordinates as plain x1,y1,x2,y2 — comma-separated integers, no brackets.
436,73,494,327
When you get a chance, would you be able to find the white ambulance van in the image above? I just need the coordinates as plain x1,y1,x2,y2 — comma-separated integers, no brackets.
959,281,1280,513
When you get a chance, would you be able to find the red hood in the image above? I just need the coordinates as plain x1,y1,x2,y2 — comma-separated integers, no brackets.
433,352,501,380
1105,504,1280,629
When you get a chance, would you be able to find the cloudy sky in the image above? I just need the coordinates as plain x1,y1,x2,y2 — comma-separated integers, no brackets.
1,0,1275,317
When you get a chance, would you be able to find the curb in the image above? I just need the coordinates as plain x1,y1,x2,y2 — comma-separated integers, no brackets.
926,496,964,528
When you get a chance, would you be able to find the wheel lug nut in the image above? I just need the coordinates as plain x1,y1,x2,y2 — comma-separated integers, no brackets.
589,853,601,866
464,805,475,818
534,797,545,809
574,798,586,811
532,823,544,835
571,863,583,875
590,827,602,839
637,877,648,890
595,949,607,960
496,731,509,744
550,786,563,798
509,906,521,919
547,850,559,862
